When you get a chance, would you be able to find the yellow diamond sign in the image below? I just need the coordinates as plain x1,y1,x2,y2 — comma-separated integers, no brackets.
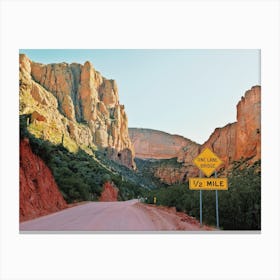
193,148,223,177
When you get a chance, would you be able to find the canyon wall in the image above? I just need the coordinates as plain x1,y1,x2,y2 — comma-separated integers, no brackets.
129,128,200,184
235,86,261,162
20,138,67,222
19,54,135,169
131,86,261,184
129,128,199,159
202,86,261,168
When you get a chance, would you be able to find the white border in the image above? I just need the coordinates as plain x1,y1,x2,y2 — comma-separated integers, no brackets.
1,1,279,280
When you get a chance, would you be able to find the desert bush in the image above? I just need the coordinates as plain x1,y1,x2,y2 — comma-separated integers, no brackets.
146,161,261,230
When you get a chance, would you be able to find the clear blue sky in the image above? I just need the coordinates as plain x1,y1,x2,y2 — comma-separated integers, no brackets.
20,49,260,144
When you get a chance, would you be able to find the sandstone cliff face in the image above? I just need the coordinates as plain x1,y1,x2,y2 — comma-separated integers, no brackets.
20,138,67,222
202,86,261,169
235,86,261,162
129,128,199,159
131,86,261,184
99,181,119,202
129,128,200,183
201,123,237,167
19,54,135,169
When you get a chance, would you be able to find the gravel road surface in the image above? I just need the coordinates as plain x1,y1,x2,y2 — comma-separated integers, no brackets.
20,199,210,231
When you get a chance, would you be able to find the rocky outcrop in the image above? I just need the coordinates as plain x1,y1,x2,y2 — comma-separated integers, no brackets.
202,86,261,169
20,138,67,222
99,181,119,202
201,123,237,168
154,166,189,185
235,86,261,162
19,54,135,169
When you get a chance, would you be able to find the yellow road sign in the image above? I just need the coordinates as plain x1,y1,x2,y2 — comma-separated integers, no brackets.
193,148,223,177
189,178,228,190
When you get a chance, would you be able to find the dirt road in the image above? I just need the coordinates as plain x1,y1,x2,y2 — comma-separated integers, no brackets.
20,199,211,231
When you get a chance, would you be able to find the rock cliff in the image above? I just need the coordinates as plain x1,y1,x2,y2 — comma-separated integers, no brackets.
129,128,200,184
202,86,261,169
20,138,67,222
201,123,237,168
131,86,261,184
235,86,261,162
129,128,199,159
19,54,135,169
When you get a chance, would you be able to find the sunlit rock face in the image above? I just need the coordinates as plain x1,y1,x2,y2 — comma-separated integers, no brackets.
129,128,199,160
19,54,135,169
235,86,261,162
202,86,261,168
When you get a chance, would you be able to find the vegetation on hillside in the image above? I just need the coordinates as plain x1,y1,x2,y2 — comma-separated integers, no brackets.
145,160,261,230
94,153,161,190
20,115,148,203
134,157,181,188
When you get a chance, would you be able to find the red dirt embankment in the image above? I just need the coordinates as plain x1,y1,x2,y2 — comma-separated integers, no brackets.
135,203,213,231
20,138,67,222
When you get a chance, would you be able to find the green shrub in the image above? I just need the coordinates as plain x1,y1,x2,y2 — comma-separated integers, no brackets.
146,161,261,230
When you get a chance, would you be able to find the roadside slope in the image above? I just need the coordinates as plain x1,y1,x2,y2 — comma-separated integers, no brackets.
20,138,67,222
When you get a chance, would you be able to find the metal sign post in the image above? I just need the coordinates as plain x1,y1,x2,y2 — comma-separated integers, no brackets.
215,171,219,229
199,170,202,227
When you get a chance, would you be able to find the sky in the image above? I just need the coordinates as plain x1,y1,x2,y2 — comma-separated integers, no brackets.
20,49,260,144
